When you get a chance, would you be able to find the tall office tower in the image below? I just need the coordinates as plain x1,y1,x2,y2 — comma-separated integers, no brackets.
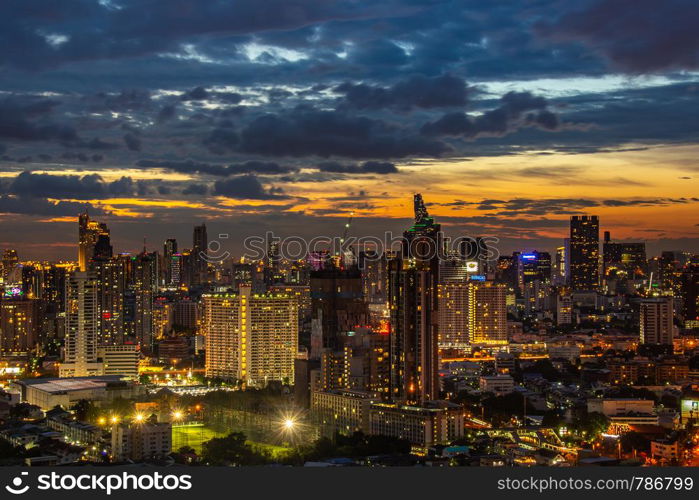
152,297,173,339
131,252,157,351
517,251,551,291
203,286,298,386
359,250,385,304
93,257,125,346
681,258,699,326
468,281,508,345
78,211,110,272
60,271,103,377
438,281,469,351
494,254,517,288
659,251,681,291
388,194,440,404
602,231,647,280
640,297,674,345
43,264,67,313
556,293,573,325
173,297,198,331
310,265,367,355
162,239,177,286
192,223,208,286
1,249,19,284
569,215,599,291
264,240,284,286
0,294,42,354
554,244,567,285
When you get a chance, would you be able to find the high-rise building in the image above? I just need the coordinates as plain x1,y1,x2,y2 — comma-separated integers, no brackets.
388,194,440,404
569,215,599,291
640,297,674,345
78,211,110,272
203,286,298,386
602,231,647,281
162,238,177,286
0,295,42,354
60,271,103,377
192,223,208,286
517,251,551,290
310,266,366,356
681,259,699,326
130,252,157,351
93,257,126,346
554,243,568,285
468,281,508,345
1,249,19,284
438,281,469,351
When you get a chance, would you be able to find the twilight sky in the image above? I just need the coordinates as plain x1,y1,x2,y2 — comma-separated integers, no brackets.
1,0,699,260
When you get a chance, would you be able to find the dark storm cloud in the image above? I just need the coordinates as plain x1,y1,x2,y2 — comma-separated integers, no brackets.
212,175,289,200
0,0,391,70
0,195,106,217
182,184,209,196
317,161,398,174
421,91,559,138
6,171,140,199
238,107,450,159
135,159,296,176
123,133,142,152
180,86,243,104
536,0,699,72
335,74,469,111
0,96,78,143
462,197,699,216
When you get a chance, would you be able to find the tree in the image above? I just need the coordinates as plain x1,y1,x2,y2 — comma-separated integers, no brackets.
71,399,99,421
201,432,268,466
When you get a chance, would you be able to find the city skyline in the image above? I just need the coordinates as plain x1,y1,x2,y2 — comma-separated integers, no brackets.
1,1,699,259
2,0,699,472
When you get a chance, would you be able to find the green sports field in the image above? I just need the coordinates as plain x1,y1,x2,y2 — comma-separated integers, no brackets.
172,423,291,458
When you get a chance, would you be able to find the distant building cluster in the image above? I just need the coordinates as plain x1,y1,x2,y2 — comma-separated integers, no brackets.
0,194,698,464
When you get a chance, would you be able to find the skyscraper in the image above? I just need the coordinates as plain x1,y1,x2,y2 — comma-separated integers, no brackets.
163,238,177,286
388,194,440,404
192,223,208,286
78,211,110,272
203,286,298,386
310,266,366,356
639,297,674,346
130,251,157,351
0,294,42,355
60,271,103,377
468,281,508,345
569,215,599,291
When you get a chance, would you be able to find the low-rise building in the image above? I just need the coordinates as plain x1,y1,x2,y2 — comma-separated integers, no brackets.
479,375,515,395
368,401,464,451
311,389,378,435
111,418,171,462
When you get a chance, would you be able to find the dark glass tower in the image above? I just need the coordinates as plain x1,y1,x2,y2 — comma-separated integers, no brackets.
388,194,441,404
192,223,208,286
569,215,599,291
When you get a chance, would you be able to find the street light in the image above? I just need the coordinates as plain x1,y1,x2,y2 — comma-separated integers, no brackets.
283,418,295,431
110,416,119,424
133,413,145,423
172,410,184,421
